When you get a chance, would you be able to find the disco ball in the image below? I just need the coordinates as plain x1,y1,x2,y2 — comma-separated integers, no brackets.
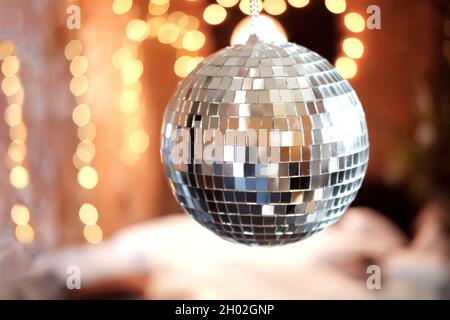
161,35,369,246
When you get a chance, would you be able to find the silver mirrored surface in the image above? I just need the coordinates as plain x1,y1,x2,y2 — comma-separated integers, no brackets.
161,36,369,246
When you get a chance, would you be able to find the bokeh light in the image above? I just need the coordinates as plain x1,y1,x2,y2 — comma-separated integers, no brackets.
70,75,89,96
83,224,103,244
287,0,309,8
121,59,143,84
335,56,358,79
4,104,22,127
344,12,366,33
77,165,99,190
10,204,30,226
174,56,203,78
1,75,21,96
128,129,150,154
342,37,364,58
126,19,149,42
72,104,92,127
263,0,287,16
112,0,133,15
76,141,96,163
9,165,29,189
79,203,99,226
2,56,20,76
64,40,82,60
7,141,27,163
15,224,34,244
157,23,180,44
325,0,347,14
203,4,227,25
217,0,240,8
182,30,206,52
70,56,89,76
0,41,15,60
148,1,169,16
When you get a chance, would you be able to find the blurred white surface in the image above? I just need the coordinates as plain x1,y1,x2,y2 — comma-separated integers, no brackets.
4,206,449,299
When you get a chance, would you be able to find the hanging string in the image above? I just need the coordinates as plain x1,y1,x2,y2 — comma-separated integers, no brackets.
249,0,260,36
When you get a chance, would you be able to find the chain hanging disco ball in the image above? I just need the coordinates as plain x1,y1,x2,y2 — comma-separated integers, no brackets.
161,35,369,246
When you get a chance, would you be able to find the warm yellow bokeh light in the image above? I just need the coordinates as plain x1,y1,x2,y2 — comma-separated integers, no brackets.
70,75,89,96
342,37,364,59
1,75,21,96
79,203,99,226
344,12,365,33
239,0,263,15
15,224,34,244
10,165,29,189
83,224,103,244
0,41,15,60
287,0,309,8
4,104,22,127
11,204,30,226
203,4,227,25
324,0,346,14
78,166,99,190
335,56,358,79
263,0,287,16
151,0,169,5
157,23,180,44
174,56,203,78
119,90,140,113
64,40,82,61
78,122,97,142
121,59,143,84
112,0,133,15
70,56,89,76
126,19,149,42
8,141,27,163
72,104,92,127
217,0,239,7
182,30,206,52
112,47,134,69
148,2,169,16
1,56,20,76
76,141,96,163
128,129,150,154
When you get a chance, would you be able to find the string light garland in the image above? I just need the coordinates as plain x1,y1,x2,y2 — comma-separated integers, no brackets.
333,3,367,79
65,39,103,244
112,2,150,166
0,40,35,244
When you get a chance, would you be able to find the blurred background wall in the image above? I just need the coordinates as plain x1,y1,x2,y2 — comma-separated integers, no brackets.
0,0,448,255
